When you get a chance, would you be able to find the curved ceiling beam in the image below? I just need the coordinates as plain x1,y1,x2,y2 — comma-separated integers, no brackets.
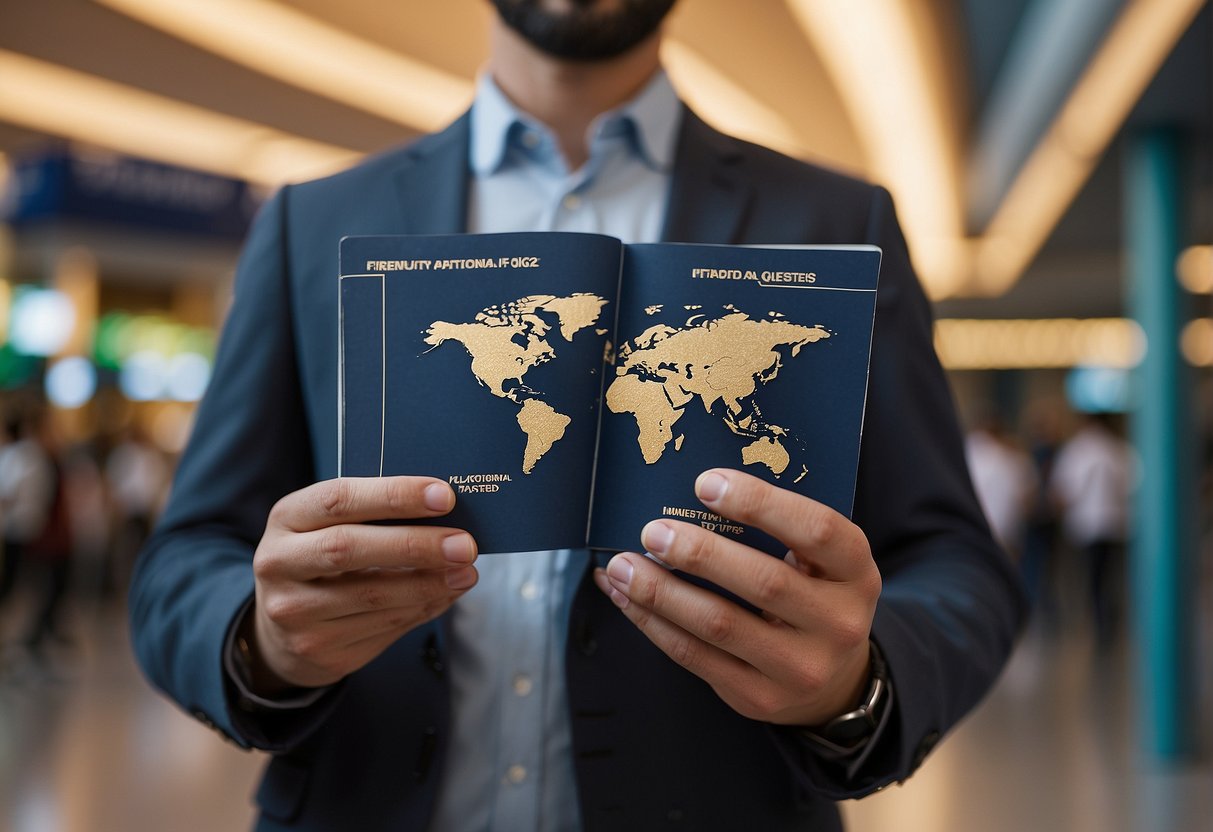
966,0,1126,230
783,0,968,298
975,0,1207,295
94,0,473,133
0,49,359,185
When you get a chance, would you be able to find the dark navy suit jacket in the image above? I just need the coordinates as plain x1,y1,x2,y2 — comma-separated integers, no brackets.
130,108,1025,831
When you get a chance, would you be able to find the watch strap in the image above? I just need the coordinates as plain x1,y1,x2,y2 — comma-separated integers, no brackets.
797,639,892,760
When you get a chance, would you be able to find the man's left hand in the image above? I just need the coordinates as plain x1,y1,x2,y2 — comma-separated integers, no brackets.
593,468,881,727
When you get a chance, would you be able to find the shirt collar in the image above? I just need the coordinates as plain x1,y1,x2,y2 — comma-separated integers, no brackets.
612,69,681,172
469,69,681,176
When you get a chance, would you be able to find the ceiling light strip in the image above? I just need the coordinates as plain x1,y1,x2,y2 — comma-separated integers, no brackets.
935,317,1147,370
0,49,360,185
95,0,473,133
975,0,1206,296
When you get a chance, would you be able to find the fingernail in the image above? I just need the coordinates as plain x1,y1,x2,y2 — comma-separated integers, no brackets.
606,555,633,589
441,533,474,564
592,568,612,596
642,521,674,556
424,483,454,513
446,565,477,590
696,471,728,504
595,567,629,610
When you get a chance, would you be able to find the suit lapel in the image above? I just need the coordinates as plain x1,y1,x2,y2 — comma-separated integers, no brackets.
392,107,751,242
392,112,472,234
660,108,752,244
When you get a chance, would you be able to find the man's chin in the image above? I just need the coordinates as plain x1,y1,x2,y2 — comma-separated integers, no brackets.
490,0,677,62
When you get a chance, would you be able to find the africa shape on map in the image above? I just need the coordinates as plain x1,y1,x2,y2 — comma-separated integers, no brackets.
422,293,609,474
605,307,831,479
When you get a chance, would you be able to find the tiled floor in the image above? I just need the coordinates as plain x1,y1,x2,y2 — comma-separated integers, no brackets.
0,595,1209,832
842,624,1212,832
0,601,262,832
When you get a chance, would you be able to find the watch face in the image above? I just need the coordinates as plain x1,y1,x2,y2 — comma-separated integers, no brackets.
823,670,886,746
824,711,877,745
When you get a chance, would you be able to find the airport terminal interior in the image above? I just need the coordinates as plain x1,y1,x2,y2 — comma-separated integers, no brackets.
0,1,1210,830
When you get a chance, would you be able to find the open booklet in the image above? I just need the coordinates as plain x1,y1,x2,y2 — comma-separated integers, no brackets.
339,232,880,556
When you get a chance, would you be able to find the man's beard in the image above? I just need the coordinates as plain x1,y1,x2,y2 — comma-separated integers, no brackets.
491,0,678,62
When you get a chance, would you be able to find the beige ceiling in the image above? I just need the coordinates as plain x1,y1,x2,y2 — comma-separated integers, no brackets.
0,0,885,176
3,0,1203,303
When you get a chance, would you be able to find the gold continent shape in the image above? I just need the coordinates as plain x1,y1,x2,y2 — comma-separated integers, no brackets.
741,436,790,475
425,293,606,473
517,399,572,474
535,294,611,341
424,319,553,398
604,373,686,463
425,293,607,400
607,313,830,470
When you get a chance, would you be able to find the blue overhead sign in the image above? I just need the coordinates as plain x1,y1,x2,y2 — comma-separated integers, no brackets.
2,147,259,239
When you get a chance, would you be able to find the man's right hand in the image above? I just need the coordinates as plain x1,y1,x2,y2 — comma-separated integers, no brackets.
245,476,477,693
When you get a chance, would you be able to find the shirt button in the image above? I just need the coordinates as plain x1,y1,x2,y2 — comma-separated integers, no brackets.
506,764,528,784
519,581,539,601
512,674,533,697
562,194,582,211
521,130,540,149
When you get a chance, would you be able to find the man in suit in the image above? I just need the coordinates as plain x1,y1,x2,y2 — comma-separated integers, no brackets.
129,1,1026,829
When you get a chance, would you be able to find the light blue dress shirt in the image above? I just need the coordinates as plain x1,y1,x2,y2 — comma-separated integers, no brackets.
427,71,681,832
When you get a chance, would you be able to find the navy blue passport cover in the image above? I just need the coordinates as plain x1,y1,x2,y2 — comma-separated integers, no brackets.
339,233,880,556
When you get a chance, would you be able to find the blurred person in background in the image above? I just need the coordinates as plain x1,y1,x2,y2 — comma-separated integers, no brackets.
0,401,75,665
0,402,56,657
129,1,1026,829
105,424,169,596
964,407,1037,560
63,431,115,613
1050,411,1134,648
1019,400,1066,625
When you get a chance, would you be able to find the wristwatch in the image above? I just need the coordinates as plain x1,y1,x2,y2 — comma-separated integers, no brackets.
226,605,320,710
798,639,891,759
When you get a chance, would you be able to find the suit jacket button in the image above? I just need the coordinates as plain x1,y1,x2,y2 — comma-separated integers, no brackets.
421,635,444,675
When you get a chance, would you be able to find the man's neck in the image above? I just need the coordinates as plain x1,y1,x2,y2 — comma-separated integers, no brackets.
485,21,663,170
